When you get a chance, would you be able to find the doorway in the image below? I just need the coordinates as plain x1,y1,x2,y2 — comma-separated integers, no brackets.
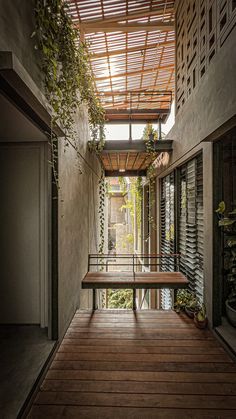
213,126,236,351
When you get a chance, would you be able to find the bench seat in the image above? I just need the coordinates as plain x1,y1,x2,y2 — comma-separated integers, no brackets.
82,271,188,289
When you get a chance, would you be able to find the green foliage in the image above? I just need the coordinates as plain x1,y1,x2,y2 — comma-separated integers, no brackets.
174,289,201,315
118,177,127,195
131,177,143,232
195,303,206,321
142,123,158,152
108,289,133,309
215,201,226,214
120,177,143,235
98,172,106,256
146,164,156,232
33,0,105,173
142,124,159,233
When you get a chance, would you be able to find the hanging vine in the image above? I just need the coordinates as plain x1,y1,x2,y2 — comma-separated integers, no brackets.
120,177,143,233
98,171,106,256
147,164,157,231
33,0,105,173
142,124,158,231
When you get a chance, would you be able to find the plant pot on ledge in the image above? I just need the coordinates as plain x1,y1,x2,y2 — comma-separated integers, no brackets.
226,299,236,327
194,304,208,329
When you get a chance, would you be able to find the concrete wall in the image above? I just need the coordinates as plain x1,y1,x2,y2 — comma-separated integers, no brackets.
0,1,101,339
0,0,42,89
155,19,236,326
58,105,101,338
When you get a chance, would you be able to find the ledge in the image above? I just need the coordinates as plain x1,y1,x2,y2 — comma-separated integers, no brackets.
0,51,64,137
102,139,173,153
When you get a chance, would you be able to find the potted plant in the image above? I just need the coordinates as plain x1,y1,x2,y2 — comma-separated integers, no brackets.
174,289,192,313
215,201,236,327
174,289,200,317
185,296,200,318
194,303,208,329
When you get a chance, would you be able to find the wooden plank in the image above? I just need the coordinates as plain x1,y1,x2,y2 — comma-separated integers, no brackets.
50,360,236,373
41,379,236,395
28,405,236,419
58,345,225,355
68,323,197,329
91,41,174,58
35,391,236,409
28,309,236,418
64,330,213,340
72,316,196,321
54,352,232,364
96,64,174,81
82,271,188,289
46,369,236,383
78,9,174,27
62,338,222,347
81,22,174,33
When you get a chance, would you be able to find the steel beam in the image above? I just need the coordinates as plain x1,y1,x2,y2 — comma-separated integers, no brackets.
103,140,173,153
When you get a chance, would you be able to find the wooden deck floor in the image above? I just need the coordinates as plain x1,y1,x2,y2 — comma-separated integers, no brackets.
28,310,236,418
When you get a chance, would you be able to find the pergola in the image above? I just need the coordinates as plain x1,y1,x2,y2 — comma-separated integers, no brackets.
66,0,175,175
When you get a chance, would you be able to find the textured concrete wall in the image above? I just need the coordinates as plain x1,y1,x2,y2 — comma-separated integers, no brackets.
0,1,101,339
0,0,42,88
156,26,236,326
167,27,236,165
58,105,101,338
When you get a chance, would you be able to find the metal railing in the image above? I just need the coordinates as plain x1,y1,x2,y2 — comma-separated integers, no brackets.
88,253,181,272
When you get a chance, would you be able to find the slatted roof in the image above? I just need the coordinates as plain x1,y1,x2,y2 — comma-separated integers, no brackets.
66,0,175,121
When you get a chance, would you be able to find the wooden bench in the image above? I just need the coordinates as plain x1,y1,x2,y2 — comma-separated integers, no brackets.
82,271,189,310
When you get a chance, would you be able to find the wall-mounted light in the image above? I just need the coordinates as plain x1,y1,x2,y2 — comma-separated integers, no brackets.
119,169,126,172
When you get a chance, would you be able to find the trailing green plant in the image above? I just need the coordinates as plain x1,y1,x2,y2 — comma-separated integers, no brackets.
120,177,143,235
118,177,128,195
215,201,236,310
33,0,105,175
142,124,159,233
98,172,106,256
134,176,143,232
146,164,156,232
142,123,158,155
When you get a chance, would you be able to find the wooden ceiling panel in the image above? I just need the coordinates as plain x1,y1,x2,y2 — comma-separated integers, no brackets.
65,0,175,118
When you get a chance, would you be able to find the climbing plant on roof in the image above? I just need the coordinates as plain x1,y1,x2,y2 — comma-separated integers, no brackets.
33,0,105,174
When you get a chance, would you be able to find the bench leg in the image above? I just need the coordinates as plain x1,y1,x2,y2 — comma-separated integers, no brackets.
133,289,136,310
93,289,97,310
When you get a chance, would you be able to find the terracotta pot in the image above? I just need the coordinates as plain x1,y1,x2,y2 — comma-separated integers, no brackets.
194,313,208,329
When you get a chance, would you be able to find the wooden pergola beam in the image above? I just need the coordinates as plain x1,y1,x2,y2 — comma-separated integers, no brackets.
91,40,174,59
105,109,169,115
98,90,172,96
105,170,147,177
76,7,174,26
96,64,174,81
81,22,174,33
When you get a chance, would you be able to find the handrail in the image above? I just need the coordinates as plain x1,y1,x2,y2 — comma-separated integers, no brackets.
88,253,181,272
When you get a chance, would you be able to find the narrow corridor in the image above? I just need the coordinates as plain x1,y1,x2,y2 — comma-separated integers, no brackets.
27,310,236,418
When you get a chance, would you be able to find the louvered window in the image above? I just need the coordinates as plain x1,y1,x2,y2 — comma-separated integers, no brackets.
179,154,204,302
160,172,175,309
160,154,204,307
